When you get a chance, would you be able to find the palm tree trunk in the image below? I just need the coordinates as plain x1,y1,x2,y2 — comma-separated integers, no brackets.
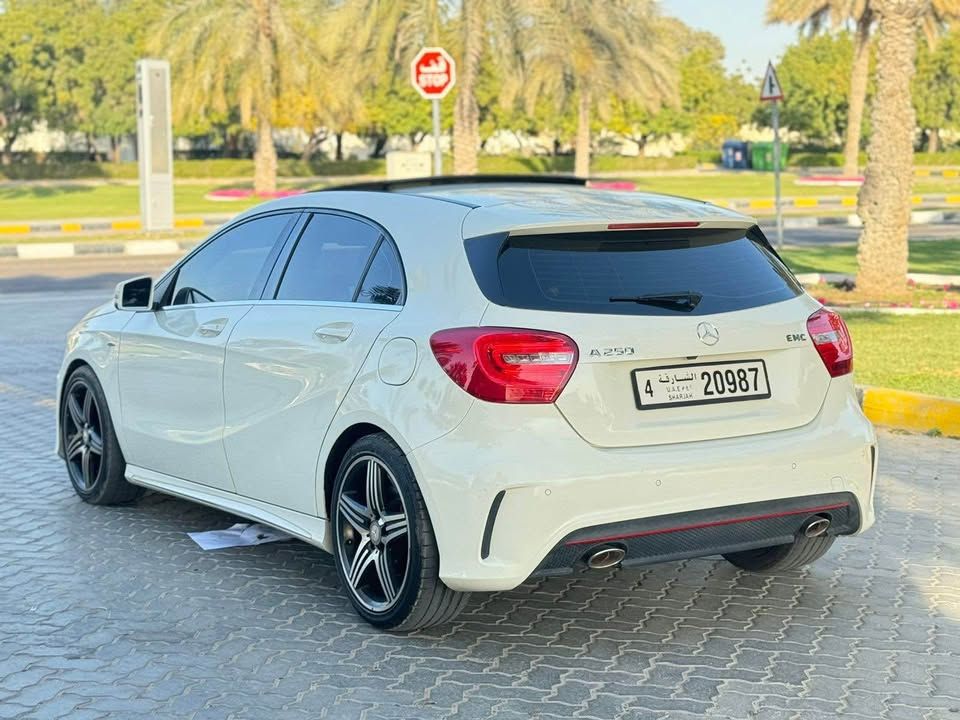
253,0,277,194
453,0,481,175
254,112,277,194
855,0,922,296
574,91,591,178
843,12,872,177
928,127,940,153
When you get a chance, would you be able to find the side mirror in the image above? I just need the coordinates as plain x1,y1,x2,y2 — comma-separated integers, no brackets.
115,276,154,311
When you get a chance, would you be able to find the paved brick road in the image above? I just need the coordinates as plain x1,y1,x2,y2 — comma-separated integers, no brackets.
1,288,958,720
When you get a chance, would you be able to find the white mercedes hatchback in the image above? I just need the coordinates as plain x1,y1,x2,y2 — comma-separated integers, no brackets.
57,176,877,630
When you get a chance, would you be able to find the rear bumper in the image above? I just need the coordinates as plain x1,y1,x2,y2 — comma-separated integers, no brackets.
534,492,860,577
407,377,876,592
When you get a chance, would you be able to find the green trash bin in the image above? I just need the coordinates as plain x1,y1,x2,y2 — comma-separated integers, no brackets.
750,141,789,171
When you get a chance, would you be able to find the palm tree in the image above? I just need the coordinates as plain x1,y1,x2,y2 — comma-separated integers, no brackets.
768,0,960,177
151,0,324,193
855,0,930,295
520,0,677,177
453,0,482,174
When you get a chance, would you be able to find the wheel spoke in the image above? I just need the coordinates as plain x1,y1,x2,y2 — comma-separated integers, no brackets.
66,432,85,460
348,537,376,588
339,494,371,534
366,460,385,515
381,513,408,545
80,447,93,489
66,392,84,428
375,549,396,604
87,428,103,455
82,387,94,423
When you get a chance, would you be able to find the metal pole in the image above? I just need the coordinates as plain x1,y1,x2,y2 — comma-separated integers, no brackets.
432,98,442,175
773,101,783,249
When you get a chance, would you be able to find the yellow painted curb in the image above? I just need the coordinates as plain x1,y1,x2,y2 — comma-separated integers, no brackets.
0,224,31,235
861,386,960,438
748,199,774,210
841,197,857,207
111,220,142,231
944,169,959,178
174,218,205,228
60,222,83,233
793,197,819,208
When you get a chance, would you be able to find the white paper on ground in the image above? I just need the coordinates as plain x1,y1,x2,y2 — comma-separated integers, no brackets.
187,523,293,551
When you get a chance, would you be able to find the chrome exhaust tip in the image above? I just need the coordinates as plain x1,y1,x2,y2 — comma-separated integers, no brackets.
804,516,831,538
585,546,625,569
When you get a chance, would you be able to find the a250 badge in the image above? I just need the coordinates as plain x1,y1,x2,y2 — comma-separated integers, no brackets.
588,347,636,358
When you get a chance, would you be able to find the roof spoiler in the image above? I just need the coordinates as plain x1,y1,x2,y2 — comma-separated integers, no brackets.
321,174,587,192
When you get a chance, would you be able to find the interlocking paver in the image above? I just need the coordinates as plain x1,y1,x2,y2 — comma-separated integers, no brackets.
1,290,959,719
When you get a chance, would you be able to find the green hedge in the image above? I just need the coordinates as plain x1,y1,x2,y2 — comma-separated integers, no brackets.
0,153,706,181
0,157,387,181
5,149,960,181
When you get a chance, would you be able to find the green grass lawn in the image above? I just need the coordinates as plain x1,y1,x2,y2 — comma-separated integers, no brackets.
844,313,960,398
3,171,960,224
0,180,322,222
781,240,960,276
628,172,960,200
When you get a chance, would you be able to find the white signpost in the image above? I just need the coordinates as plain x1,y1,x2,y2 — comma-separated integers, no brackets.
410,47,456,176
135,59,174,231
760,61,785,249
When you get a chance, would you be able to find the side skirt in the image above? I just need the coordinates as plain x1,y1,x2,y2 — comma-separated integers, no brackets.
125,465,332,552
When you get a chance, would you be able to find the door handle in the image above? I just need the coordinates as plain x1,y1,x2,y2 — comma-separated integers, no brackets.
197,318,228,337
314,322,353,343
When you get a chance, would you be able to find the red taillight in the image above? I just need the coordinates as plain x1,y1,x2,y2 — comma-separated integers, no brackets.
806,308,853,377
429,327,579,403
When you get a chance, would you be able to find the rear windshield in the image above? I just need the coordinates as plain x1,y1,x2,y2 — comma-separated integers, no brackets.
464,227,802,316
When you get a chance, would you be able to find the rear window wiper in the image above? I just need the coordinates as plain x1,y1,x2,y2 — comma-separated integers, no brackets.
608,292,703,312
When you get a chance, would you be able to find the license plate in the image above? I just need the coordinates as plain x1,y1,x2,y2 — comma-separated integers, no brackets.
632,360,771,410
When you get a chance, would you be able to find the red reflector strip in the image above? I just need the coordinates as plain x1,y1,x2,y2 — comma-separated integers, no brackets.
564,502,849,546
606,221,701,230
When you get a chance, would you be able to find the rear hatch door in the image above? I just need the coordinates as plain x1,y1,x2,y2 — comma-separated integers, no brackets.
468,224,830,448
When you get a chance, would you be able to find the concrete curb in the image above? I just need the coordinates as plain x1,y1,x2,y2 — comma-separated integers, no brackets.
3,191,960,238
859,386,960,438
795,271,960,288
778,210,960,228
0,216,223,237
0,239,200,260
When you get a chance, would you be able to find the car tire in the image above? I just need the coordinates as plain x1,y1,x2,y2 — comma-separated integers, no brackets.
331,433,470,631
61,365,142,505
723,535,835,573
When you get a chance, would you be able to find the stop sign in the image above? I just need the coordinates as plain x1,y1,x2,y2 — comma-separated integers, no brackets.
411,47,456,100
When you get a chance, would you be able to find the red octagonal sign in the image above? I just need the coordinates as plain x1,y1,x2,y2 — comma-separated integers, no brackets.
411,47,456,100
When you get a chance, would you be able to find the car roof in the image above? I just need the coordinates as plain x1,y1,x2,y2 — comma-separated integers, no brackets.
246,178,755,240
404,182,753,238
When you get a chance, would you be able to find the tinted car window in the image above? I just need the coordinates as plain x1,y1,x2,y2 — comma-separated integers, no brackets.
465,228,802,316
170,214,290,305
276,213,381,302
357,240,404,305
